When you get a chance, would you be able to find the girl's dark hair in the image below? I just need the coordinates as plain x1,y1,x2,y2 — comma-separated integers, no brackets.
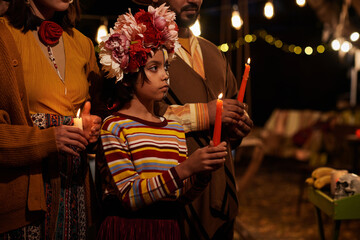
102,69,148,116
5,0,81,34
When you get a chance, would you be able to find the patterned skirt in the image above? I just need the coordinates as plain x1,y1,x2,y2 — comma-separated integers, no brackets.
97,197,182,240
0,113,87,240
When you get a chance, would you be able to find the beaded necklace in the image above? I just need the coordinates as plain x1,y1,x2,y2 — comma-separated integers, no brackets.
47,45,67,95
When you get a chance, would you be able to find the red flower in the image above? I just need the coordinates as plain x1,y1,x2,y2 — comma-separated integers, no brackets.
38,21,63,45
135,10,163,48
127,42,151,72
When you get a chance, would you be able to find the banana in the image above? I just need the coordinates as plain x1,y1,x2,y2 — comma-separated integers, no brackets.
311,167,335,179
314,175,331,189
305,177,314,186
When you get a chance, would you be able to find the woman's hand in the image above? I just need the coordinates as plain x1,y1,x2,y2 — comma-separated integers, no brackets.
54,125,88,157
175,141,227,180
81,101,101,143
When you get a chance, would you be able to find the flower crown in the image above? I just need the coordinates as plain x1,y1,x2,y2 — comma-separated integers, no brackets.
99,4,180,83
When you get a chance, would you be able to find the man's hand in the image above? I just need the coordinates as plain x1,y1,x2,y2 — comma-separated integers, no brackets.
208,99,253,139
208,98,244,125
230,108,253,138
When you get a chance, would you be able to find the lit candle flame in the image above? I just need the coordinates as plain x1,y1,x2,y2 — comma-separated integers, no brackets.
218,93,223,99
76,108,81,118
247,58,251,64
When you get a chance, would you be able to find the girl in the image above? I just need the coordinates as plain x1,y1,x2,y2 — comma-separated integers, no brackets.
0,0,101,238
96,4,227,239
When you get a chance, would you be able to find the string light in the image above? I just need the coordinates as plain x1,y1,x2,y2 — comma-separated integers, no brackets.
218,29,330,56
264,1,274,19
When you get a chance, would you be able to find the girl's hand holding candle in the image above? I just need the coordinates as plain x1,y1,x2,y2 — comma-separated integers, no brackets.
212,93,223,146
237,58,251,102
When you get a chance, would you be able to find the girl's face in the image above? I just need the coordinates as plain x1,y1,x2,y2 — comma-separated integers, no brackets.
30,0,71,19
135,49,170,102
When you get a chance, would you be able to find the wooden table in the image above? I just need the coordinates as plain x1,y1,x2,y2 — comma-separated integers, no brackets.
307,186,360,240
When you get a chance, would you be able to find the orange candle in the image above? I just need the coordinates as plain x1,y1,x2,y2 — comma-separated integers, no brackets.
237,58,251,102
213,93,223,146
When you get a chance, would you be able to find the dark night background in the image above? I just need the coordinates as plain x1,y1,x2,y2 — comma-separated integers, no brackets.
79,0,354,126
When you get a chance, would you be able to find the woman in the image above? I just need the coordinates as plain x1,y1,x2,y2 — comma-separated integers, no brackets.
0,0,101,238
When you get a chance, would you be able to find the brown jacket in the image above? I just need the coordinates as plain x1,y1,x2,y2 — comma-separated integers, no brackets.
0,19,58,233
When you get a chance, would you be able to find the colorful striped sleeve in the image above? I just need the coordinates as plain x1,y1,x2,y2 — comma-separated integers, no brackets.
101,121,184,211
164,103,209,133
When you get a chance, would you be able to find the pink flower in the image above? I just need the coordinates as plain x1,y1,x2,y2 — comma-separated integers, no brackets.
114,12,146,41
154,16,166,30
104,33,130,67
148,4,176,23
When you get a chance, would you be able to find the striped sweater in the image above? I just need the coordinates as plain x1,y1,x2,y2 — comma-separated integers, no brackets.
101,113,209,211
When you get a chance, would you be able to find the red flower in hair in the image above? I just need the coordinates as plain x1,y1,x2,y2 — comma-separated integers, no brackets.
127,42,151,72
135,10,163,48
38,21,63,45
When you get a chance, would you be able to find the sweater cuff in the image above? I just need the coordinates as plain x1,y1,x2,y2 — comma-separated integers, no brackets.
190,103,210,132
169,167,184,189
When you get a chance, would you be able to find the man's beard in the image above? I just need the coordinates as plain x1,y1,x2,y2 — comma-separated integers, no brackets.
176,13,199,28
176,3,200,28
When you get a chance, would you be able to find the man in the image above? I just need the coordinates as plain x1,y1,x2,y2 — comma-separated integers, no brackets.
133,0,254,239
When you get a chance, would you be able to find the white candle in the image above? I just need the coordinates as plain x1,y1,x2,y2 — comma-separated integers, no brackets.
73,108,83,130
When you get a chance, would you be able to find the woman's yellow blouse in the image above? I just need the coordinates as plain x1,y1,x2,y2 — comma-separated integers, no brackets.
4,19,98,116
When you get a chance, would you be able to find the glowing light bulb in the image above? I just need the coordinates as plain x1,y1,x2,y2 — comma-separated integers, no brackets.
264,2,274,19
231,10,243,30
331,39,340,51
340,41,352,53
190,19,201,36
244,34,253,43
317,45,325,53
274,40,283,48
350,32,359,42
294,46,302,54
96,25,108,44
265,35,274,43
288,44,295,52
304,46,313,55
296,0,306,7
220,43,229,52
